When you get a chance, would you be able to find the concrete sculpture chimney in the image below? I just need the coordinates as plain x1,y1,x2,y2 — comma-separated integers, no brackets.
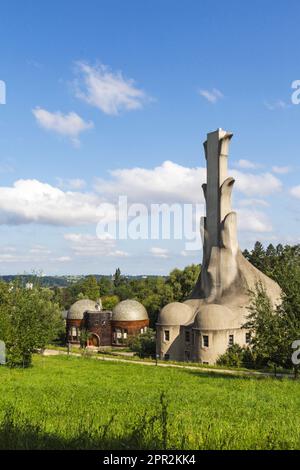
156,129,282,364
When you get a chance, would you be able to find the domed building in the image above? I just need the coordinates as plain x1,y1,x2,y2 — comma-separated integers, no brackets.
66,298,149,348
66,298,112,347
156,129,281,364
111,300,149,345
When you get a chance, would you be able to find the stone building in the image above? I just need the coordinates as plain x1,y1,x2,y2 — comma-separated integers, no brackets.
66,298,149,347
111,300,149,346
156,129,281,364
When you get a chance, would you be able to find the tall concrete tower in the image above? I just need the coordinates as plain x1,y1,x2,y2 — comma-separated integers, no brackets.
156,128,282,364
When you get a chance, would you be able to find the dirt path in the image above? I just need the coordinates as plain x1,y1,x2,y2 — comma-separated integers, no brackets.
42,349,293,379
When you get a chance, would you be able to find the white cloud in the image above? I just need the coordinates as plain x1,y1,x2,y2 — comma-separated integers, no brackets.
32,107,93,145
272,165,291,174
237,209,273,233
95,161,282,204
64,232,129,258
238,198,269,208
95,160,207,204
264,100,287,110
180,250,196,257
0,245,57,264
290,185,300,198
54,256,72,262
0,179,101,225
74,61,149,115
198,88,223,103
150,247,169,258
0,163,282,229
56,178,86,190
235,159,261,170
29,245,52,255
231,170,282,196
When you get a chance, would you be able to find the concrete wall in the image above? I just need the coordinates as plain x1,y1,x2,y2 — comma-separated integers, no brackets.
156,325,183,361
193,328,250,364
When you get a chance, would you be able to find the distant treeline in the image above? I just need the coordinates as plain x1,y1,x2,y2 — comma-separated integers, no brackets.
0,274,162,288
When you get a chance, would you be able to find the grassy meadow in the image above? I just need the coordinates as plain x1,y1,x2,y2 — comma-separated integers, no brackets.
0,354,299,450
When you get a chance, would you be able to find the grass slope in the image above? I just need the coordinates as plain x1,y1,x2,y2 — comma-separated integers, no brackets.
0,354,299,450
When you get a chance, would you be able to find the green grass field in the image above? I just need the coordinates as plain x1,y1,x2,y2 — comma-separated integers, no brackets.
0,354,299,450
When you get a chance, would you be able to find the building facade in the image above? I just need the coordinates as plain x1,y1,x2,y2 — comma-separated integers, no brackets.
156,129,282,364
66,298,149,347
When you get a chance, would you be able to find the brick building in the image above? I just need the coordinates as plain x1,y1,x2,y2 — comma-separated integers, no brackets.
66,298,149,347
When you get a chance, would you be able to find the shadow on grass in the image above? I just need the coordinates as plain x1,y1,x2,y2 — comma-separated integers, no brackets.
0,394,175,450
182,369,277,381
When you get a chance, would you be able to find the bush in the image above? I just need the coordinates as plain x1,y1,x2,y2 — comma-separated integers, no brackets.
128,329,156,358
217,344,261,369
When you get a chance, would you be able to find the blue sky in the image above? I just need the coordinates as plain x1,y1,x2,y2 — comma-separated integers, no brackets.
0,0,299,275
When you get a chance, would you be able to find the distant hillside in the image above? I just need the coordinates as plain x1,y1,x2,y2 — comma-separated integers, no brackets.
0,274,162,288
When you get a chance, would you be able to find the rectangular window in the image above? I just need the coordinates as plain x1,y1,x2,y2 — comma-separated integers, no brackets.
164,330,170,341
71,327,77,339
185,331,190,343
229,334,234,346
202,335,209,347
245,332,251,344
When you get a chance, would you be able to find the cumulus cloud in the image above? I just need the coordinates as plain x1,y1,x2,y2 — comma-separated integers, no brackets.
150,247,169,258
95,161,282,204
237,198,269,208
0,162,282,230
290,185,300,198
95,161,207,204
231,170,282,196
32,107,93,145
235,159,261,170
56,177,86,190
272,165,291,174
237,209,273,233
74,61,149,115
198,88,223,103
64,233,128,258
0,179,101,225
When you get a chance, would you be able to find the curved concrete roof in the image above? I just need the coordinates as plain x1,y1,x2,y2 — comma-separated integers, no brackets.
68,299,101,320
157,302,193,326
193,304,241,330
112,299,148,322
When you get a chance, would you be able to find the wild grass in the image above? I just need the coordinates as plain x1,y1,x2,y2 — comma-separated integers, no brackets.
0,354,299,450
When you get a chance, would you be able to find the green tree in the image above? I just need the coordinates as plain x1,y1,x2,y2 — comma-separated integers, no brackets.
243,282,286,372
77,276,100,301
101,295,120,310
128,329,156,358
98,277,113,296
246,241,266,272
114,268,122,288
0,282,63,367
166,264,200,301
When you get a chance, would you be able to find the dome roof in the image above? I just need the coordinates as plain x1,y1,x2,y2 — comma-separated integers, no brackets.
158,302,193,326
68,299,101,320
112,299,148,322
194,304,241,330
